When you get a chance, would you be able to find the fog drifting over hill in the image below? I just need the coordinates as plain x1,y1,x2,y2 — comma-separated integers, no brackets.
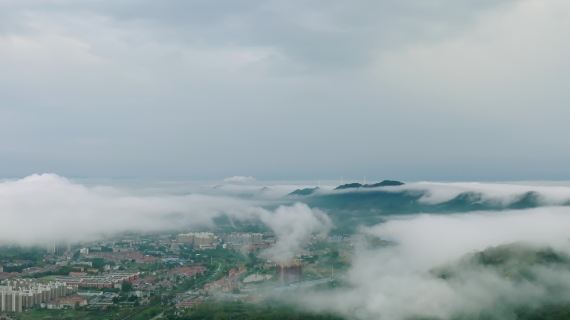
301,208,570,319
3,174,570,318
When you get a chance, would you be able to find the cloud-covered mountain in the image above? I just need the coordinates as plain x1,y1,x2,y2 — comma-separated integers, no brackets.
297,207,570,320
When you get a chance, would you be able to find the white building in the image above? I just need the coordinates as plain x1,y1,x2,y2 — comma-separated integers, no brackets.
0,279,76,313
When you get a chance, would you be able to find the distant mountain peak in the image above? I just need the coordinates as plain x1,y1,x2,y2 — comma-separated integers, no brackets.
288,187,319,196
335,180,404,190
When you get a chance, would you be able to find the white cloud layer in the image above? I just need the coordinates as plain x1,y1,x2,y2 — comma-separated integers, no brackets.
301,207,570,319
0,174,249,244
0,174,329,265
257,203,332,264
223,176,256,184
4,174,570,318
327,180,570,207
404,181,570,205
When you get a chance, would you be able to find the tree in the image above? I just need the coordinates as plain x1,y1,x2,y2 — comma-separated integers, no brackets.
121,281,133,292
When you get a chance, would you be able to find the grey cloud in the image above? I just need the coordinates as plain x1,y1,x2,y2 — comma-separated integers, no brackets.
0,0,517,69
0,0,569,180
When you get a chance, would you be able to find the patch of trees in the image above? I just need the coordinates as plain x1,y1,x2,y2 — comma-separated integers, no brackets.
176,301,344,320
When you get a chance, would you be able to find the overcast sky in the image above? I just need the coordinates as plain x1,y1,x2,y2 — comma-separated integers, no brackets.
1,0,569,181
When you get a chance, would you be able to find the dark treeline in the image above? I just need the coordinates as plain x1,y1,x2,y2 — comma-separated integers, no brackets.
177,301,344,320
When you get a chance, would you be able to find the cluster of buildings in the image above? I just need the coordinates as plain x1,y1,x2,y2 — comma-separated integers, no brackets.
167,266,206,278
0,228,340,317
55,272,140,289
177,232,217,250
204,267,246,293
0,279,76,313
222,233,272,252
174,231,275,252
46,241,71,256
87,250,158,264
277,263,303,284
